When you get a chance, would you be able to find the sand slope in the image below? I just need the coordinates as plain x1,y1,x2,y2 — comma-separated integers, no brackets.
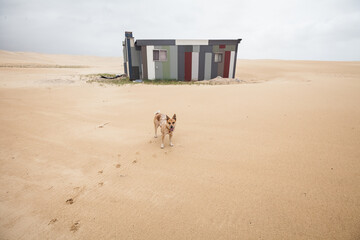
0,50,123,88
0,51,359,239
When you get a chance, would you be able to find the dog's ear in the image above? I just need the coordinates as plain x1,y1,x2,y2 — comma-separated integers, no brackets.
172,114,176,121
166,115,170,121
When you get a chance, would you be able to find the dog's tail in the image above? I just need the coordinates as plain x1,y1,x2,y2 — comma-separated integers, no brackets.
154,110,160,115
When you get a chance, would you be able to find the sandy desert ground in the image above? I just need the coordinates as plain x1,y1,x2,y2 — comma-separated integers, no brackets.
0,50,359,239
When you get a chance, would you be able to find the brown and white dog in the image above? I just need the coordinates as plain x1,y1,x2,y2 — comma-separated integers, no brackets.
154,110,177,149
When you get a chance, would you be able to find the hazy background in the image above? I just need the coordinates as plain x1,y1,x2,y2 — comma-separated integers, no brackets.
0,0,359,60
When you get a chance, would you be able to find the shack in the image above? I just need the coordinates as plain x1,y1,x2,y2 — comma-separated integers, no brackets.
123,32,241,81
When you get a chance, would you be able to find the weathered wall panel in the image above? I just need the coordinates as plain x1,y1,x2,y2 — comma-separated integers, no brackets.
198,47,205,80
184,52,192,81
154,46,163,79
176,40,208,45
229,51,235,78
209,40,240,45
211,54,218,79
216,46,226,78
136,40,176,46
233,44,239,78
184,46,193,52
141,46,148,79
213,45,219,53
199,45,212,80
169,46,178,80
225,45,236,51
191,52,199,80
155,61,163,79
130,47,140,67
146,46,155,80
126,38,133,79
177,46,185,81
123,44,127,62
204,53,212,80
223,51,231,78
193,45,200,52
161,46,171,79
217,52,224,77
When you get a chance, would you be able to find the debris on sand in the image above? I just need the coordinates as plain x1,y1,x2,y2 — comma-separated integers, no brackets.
100,74,126,79
98,122,110,128
132,79,143,83
66,198,74,204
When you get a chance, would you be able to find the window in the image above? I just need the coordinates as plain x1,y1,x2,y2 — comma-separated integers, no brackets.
214,53,222,63
153,49,167,61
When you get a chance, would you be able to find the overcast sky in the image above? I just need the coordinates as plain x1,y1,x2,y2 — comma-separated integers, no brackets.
0,0,359,60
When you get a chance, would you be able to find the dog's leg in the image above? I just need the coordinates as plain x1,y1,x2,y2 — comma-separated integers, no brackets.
154,123,158,138
161,134,165,149
169,133,174,147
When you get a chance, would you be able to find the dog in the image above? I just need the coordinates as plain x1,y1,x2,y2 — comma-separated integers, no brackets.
153,110,177,149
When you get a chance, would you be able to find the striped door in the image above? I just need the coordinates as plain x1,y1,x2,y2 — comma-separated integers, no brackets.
184,52,192,81
223,51,231,78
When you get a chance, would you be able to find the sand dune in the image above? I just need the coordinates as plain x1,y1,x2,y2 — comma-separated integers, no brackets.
0,51,359,239
0,50,123,88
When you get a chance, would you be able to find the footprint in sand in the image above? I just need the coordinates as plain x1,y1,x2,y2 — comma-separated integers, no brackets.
48,218,57,225
70,221,80,232
136,151,140,155
98,182,104,187
98,170,103,174
115,164,121,168
132,159,137,164
66,186,85,205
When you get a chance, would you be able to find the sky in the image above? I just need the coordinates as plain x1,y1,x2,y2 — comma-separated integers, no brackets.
0,0,359,60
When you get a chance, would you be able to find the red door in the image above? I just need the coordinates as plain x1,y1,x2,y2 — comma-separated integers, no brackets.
184,52,192,81
223,51,231,78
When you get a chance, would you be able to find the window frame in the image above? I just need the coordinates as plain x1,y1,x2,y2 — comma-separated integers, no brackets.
214,53,223,63
153,49,168,62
